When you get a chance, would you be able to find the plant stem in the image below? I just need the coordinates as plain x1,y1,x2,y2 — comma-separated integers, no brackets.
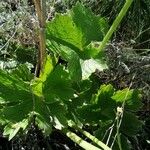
77,127,112,150
64,130,102,150
33,0,46,75
117,133,123,150
99,0,133,52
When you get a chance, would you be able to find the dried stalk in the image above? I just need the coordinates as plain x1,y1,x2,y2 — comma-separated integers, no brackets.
33,0,46,76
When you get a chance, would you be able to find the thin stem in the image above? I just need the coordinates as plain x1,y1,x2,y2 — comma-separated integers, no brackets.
134,27,150,40
106,122,115,146
0,19,24,51
110,74,136,149
99,0,133,52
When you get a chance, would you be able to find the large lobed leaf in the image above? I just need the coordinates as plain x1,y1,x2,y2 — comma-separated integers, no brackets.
46,3,108,80
0,59,74,140
46,3,108,54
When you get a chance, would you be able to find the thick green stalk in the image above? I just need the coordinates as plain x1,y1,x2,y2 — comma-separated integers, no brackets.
78,128,112,150
64,130,102,150
99,0,133,51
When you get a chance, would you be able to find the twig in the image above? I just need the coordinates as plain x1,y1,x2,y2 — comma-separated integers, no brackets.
134,39,150,47
134,27,150,40
110,73,136,149
0,24,20,51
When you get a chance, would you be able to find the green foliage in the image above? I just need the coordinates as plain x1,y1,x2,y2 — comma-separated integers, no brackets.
11,64,34,81
43,65,74,103
47,3,108,53
80,84,143,149
0,58,72,139
0,69,31,105
47,42,82,81
46,3,108,80
120,112,143,136
0,2,144,150
112,88,143,111
63,0,150,48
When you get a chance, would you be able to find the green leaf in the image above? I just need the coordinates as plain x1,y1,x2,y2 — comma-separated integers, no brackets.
72,79,92,93
94,120,113,140
35,115,52,136
48,102,68,129
94,84,115,105
3,119,28,140
112,88,143,111
112,134,131,150
32,55,56,97
61,48,81,81
47,41,82,81
0,114,7,125
69,78,98,110
92,84,116,119
121,112,143,136
0,67,69,138
12,64,34,82
71,3,107,45
3,124,20,140
68,82,111,123
46,3,108,79
47,13,83,51
31,79,43,97
0,69,32,104
76,104,102,124
71,84,115,124
2,97,33,122
83,41,104,59
46,3,108,59
43,66,74,103
40,55,56,82
80,59,108,80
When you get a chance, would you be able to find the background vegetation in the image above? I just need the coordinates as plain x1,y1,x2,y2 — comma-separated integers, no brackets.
0,0,150,150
